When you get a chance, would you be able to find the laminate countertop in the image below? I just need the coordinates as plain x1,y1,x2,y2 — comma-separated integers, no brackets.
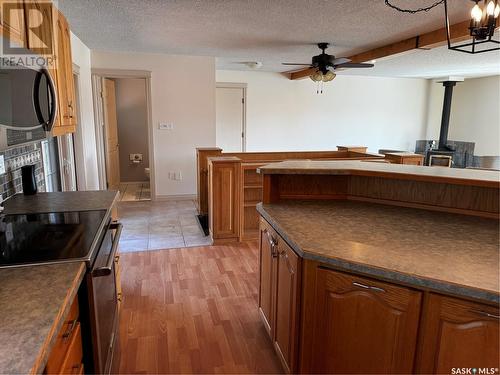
2,190,119,215
0,191,120,374
257,200,500,304
0,262,86,374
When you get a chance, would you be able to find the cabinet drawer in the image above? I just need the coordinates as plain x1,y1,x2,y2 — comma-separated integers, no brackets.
44,298,79,374
59,322,83,375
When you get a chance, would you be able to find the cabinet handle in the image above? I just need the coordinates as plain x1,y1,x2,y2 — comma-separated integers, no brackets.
62,319,78,340
279,250,295,275
352,281,386,293
469,309,500,320
263,229,278,258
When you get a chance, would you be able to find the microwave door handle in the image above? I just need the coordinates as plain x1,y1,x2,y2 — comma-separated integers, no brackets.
45,69,57,130
33,71,45,126
92,222,123,277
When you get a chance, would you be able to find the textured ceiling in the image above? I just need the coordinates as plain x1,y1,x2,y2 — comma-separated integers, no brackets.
59,0,499,78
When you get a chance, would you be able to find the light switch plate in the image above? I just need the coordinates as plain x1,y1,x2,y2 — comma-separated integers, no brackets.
159,122,174,130
0,155,5,175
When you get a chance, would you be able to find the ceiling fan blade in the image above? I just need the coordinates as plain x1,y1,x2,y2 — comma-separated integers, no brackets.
334,62,374,69
331,57,351,65
282,63,313,66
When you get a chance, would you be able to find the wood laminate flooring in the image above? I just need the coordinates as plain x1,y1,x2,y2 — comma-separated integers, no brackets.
118,241,283,374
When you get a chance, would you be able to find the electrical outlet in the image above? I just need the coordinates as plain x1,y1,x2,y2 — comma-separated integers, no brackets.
159,122,174,130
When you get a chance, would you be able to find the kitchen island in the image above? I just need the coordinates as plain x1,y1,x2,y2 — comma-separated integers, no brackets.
0,191,120,374
256,160,499,374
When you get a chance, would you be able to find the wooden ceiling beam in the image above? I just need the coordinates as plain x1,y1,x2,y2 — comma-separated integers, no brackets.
288,20,473,80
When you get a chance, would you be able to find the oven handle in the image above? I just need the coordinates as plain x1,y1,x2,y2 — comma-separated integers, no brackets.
92,222,123,277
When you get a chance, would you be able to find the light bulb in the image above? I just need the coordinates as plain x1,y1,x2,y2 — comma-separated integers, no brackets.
322,71,336,82
471,3,483,22
494,3,500,17
310,71,323,82
486,0,495,15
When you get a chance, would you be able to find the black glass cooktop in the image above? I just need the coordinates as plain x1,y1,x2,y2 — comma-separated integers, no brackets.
0,210,107,268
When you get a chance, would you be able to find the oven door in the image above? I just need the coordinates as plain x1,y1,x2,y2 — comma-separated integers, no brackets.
88,221,122,374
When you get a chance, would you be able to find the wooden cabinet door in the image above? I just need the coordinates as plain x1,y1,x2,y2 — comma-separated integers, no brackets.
274,240,300,373
25,0,53,55
0,0,26,46
417,294,499,374
310,268,422,374
53,10,76,134
258,219,277,338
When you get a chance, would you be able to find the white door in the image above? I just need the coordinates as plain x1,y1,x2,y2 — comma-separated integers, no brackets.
216,86,245,152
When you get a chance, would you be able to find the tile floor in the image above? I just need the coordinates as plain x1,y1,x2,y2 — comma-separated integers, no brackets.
119,182,151,202
117,199,212,253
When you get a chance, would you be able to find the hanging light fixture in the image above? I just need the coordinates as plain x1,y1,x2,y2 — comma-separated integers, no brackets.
445,0,500,53
385,0,500,53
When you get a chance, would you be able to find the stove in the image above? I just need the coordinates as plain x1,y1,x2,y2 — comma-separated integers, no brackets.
0,209,107,268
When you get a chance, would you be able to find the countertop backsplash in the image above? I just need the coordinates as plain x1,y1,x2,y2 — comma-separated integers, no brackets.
0,142,46,201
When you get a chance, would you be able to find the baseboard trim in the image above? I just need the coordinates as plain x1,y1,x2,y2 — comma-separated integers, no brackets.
154,194,197,201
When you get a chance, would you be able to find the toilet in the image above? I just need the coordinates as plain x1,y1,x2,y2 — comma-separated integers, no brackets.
145,167,150,179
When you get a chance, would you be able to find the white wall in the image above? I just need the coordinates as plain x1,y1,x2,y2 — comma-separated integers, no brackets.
91,51,216,197
71,32,100,190
216,70,430,153
426,76,500,156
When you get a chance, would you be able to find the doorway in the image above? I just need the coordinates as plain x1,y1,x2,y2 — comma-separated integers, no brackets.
92,71,154,201
216,83,247,152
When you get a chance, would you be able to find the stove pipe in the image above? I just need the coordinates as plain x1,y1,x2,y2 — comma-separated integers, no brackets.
438,81,457,150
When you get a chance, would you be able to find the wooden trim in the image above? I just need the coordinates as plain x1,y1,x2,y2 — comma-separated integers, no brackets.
91,68,152,78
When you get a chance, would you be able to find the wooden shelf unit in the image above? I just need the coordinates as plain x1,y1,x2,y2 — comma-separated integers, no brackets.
202,146,385,244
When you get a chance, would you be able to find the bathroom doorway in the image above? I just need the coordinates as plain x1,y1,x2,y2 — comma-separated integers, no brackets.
92,70,154,201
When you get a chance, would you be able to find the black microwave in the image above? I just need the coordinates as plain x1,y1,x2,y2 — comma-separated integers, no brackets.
0,49,57,149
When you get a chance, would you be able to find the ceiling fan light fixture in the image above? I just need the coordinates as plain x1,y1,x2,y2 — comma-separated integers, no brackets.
322,71,336,82
310,71,324,82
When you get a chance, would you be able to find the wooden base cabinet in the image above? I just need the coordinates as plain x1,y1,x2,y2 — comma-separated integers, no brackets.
258,216,499,374
44,296,84,374
308,268,422,374
258,218,301,373
417,294,499,373
258,219,276,336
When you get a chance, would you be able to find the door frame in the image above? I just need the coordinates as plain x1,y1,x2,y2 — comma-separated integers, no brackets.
216,82,247,152
71,64,87,191
91,69,155,199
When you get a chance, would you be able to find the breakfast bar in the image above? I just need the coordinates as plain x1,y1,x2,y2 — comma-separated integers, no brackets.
255,160,499,374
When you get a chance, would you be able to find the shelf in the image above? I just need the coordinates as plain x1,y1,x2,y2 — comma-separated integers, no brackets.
244,184,263,189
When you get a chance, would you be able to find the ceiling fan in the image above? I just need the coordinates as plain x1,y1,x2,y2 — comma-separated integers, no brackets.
283,43,374,82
